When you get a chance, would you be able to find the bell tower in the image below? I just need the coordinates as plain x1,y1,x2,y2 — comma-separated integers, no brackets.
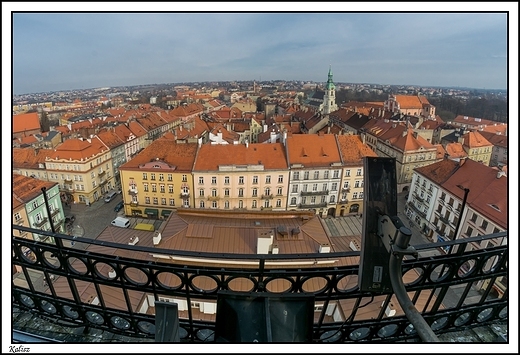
322,65,338,115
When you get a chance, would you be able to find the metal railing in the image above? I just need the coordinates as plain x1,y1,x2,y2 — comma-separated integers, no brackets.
12,225,507,343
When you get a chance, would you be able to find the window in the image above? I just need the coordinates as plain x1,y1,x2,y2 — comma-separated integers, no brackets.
354,180,360,188
159,174,164,181
252,176,258,184
264,188,271,196
160,184,165,193
182,175,187,182
144,183,149,192
199,189,205,197
304,171,309,180
252,200,257,208
169,199,175,206
470,213,477,222
312,184,318,191
265,175,271,184
480,220,488,230
343,181,349,189
224,188,230,197
276,199,282,207
345,170,350,177
264,200,270,208
333,170,339,178
493,227,500,234
238,200,243,208
292,185,298,193
301,197,307,204
211,189,217,197
200,200,205,208
357,168,362,176
321,196,326,203
198,177,204,184
238,188,244,197
310,196,316,204
224,201,230,209
314,171,319,179
152,184,157,192
168,185,173,193
168,174,173,181
212,201,217,208
324,171,329,179
302,184,308,192
211,176,217,184
440,192,446,200
182,186,189,194
322,183,327,191
224,176,230,184
239,176,244,184
153,198,158,205
331,182,337,191
290,197,297,205
252,188,258,197
277,187,283,195
293,171,300,180
466,226,474,237
448,197,454,206
161,198,166,205
278,175,283,183
359,192,364,199
353,192,358,199
151,173,156,181
341,192,347,200
145,197,151,204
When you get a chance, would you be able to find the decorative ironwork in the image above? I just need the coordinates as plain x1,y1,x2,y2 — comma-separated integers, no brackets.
12,225,507,343
299,202,327,209
300,190,329,196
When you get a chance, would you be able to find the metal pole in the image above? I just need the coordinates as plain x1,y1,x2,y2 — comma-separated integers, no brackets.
453,187,470,241
388,230,439,342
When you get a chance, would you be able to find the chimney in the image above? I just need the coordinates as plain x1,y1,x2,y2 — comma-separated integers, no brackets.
497,171,506,179
153,231,162,245
319,243,331,253
257,230,274,254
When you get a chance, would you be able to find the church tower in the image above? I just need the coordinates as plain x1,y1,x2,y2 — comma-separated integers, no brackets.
322,66,338,115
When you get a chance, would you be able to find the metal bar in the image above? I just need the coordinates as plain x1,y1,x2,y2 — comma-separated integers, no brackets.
389,252,439,342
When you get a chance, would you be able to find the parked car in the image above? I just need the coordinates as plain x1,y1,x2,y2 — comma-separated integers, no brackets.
114,201,124,212
105,191,117,203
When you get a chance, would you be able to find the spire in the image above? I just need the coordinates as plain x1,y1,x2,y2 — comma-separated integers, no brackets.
326,65,335,90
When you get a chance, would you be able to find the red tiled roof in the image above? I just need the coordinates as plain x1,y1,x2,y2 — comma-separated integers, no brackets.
119,140,198,172
414,158,460,185
13,112,41,134
194,142,288,171
13,147,53,169
461,131,492,148
286,134,341,167
336,135,377,164
394,95,429,109
12,173,57,203
48,137,108,161
445,142,468,159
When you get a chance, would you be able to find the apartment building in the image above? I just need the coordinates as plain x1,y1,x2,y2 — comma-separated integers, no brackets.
335,135,378,216
13,173,65,242
285,134,342,217
192,142,289,211
44,137,115,205
118,138,198,218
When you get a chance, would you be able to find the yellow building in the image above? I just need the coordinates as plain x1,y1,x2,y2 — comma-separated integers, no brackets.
118,138,198,219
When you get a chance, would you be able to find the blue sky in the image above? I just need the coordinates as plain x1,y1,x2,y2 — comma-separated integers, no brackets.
5,4,516,94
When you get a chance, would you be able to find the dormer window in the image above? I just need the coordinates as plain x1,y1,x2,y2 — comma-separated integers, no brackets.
489,204,501,212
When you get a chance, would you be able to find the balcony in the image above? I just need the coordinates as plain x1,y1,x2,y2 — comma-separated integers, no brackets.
128,188,138,195
439,215,452,225
32,217,49,228
261,194,274,199
98,170,106,176
299,202,327,209
207,195,220,201
300,190,329,196
341,187,350,193
260,206,272,211
413,192,424,203
11,224,508,343
130,202,139,207
338,199,349,205
180,192,190,198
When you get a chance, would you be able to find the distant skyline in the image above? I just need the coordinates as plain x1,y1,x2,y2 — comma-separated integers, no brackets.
5,4,516,95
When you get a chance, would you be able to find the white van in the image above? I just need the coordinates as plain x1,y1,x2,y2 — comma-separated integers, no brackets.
111,217,130,228
105,191,117,203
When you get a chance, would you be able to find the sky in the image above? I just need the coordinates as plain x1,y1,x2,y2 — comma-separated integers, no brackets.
5,3,517,95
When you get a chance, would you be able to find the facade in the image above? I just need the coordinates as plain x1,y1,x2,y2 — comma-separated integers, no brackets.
96,129,126,187
285,134,342,217
335,135,378,216
118,138,198,218
384,94,435,118
45,137,115,205
479,131,508,168
461,131,493,166
192,142,289,211
13,174,65,241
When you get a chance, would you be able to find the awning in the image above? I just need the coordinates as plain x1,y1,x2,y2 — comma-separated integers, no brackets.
144,208,159,216
161,210,172,217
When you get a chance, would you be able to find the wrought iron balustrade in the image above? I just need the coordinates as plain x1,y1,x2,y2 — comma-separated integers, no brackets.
11,225,507,343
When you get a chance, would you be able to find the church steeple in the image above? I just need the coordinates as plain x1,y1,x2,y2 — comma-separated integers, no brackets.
326,65,335,90
322,65,338,115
